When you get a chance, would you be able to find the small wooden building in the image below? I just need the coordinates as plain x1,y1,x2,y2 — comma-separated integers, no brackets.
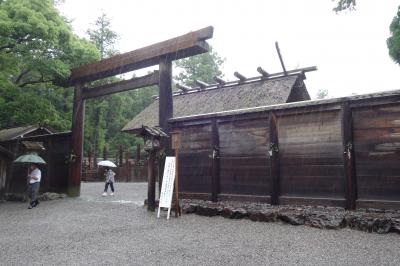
0,129,71,200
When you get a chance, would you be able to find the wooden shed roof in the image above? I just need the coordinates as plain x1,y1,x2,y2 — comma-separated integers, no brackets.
122,73,310,132
0,125,56,142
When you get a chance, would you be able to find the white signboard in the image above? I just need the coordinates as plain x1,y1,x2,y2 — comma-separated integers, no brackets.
157,156,176,219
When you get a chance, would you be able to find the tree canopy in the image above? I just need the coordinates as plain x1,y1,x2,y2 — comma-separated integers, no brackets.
174,46,225,87
333,0,356,13
0,1,226,160
0,0,99,129
83,13,157,158
388,6,400,64
0,1,156,159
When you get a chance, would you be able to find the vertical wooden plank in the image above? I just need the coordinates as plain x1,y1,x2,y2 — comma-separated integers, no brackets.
103,145,108,160
158,57,173,194
118,145,123,166
211,119,220,202
125,151,130,167
68,83,85,197
269,112,280,205
88,147,92,169
341,102,356,210
147,151,157,211
136,144,141,161
174,147,181,216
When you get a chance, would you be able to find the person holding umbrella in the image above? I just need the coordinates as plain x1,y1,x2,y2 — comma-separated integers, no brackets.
14,152,46,209
98,160,116,196
27,163,41,209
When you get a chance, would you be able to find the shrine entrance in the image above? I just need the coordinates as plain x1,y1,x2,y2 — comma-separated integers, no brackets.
58,26,214,199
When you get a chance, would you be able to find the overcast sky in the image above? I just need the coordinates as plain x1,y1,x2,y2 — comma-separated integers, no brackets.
58,0,400,98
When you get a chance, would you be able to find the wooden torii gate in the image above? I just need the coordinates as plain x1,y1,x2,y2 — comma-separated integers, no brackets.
60,26,214,197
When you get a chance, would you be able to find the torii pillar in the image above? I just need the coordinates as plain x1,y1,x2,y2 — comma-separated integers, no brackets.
157,57,173,196
68,83,85,196
62,26,214,197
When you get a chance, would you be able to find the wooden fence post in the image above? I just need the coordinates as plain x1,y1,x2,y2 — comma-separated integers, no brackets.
341,102,357,210
147,151,157,211
269,112,280,205
119,145,123,166
211,119,220,202
125,152,130,167
103,145,108,160
136,144,141,161
88,147,92,170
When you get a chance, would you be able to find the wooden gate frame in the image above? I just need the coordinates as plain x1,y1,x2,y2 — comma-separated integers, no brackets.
59,26,214,197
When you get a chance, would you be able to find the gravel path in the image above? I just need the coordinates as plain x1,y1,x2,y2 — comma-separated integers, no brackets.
1,182,399,266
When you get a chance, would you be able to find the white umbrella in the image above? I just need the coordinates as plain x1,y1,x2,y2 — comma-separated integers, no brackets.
97,160,117,168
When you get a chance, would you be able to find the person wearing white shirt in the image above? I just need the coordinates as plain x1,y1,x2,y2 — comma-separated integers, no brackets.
102,167,116,196
27,163,41,209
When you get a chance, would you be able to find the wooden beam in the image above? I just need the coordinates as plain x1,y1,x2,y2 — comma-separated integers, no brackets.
275,42,287,75
68,83,85,197
213,76,226,85
257,67,270,77
211,119,220,202
195,79,209,89
341,101,357,210
234,71,247,82
61,26,213,86
176,83,191,93
269,112,280,205
82,71,159,99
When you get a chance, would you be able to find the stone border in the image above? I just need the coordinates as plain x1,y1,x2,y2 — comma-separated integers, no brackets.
181,200,400,234
4,192,67,202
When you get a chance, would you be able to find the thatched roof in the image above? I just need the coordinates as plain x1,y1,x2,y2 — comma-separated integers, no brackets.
122,73,309,132
0,125,57,142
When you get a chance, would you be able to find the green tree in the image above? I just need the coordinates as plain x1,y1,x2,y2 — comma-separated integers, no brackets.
0,0,99,129
333,0,356,12
388,6,400,64
84,13,157,161
87,13,118,59
84,13,119,161
333,1,400,65
174,46,225,87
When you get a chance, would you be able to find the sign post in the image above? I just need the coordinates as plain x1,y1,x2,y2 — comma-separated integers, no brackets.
157,156,176,219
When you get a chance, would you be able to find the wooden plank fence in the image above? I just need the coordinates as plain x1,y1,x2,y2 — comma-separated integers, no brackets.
82,160,149,182
170,91,400,210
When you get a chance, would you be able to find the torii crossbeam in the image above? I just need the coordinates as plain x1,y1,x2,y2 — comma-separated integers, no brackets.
60,26,214,197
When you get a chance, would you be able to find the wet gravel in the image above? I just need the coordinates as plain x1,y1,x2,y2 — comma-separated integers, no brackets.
1,182,400,266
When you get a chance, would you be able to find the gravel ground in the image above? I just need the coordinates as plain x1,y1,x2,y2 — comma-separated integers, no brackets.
1,182,399,266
